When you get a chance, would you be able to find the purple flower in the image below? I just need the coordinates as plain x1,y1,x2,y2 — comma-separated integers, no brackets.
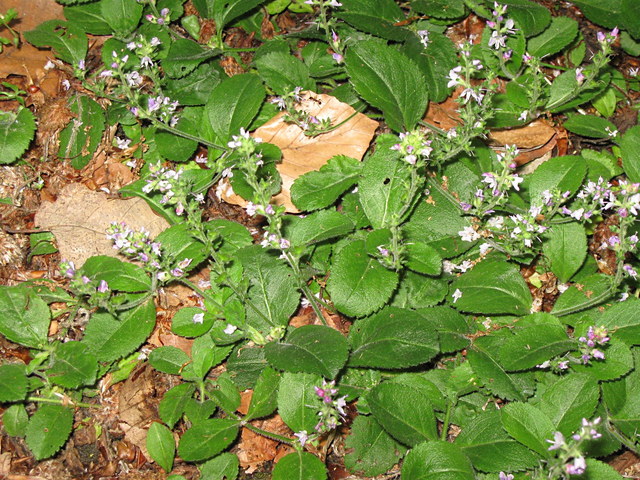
547,431,565,451
565,456,586,475
97,280,109,293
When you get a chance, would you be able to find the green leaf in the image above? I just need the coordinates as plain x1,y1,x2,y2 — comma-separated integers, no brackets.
49,341,98,389
205,74,265,142
327,240,399,317
405,242,441,275
3,404,29,437
25,405,74,460
358,145,413,229
527,16,578,57
538,373,599,435
178,418,239,462
255,51,313,95
172,307,214,337
0,364,28,402
63,2,112,35
551,273,611,316
499,0,551,37
159,383,196,428
272,451,327,480
563,114,618,138
155,117,199,162
57,95,105,169
100,0,143,36
584,458,625,479
600,298,640,345
165,63,222,106
543,222,587,283
417,306,469,354
82,300,156,362
0,286,50,349
277,372,323,433
80,256,151,292
572,338,633,381
528,155,586,199
208,372,241,412
622,0,640,39
163,38,220,79
449,258,532,315
592,87,618,118
345,415,405,477
28,232,58,259
412,0,466,18
287,210,354,247
149,346,191,375
24,20,87,64
401,441,475,480
620,125,640,183
210,0,264,29
156,222,208,272
245,367,280,420
200,453,239,480
147,422,175,473
348,307,439,369
335,0,408,41
582,148,623,182
499,323,574,371
501,402,555,457
572,0,622,29
291,155,362,211
265,325,348,379
0,107,36,165
226,345,267,390
368,381,437,446
457,410,540,472
345,40,428,132
236,246,299,333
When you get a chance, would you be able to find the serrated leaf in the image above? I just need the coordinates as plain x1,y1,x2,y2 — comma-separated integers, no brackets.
163,38,220,78
349,307,439,369
368,382,437,447
100,0,143,36
335,0,408,41
226,346,267,390
345,40,428,132
0,286,50,349
600,298,640,345
25,405,74,460
0,107,36,165
212,0,264,29
272,451,327,480
620,125,640,183
572,339,633,381
572,0,622,29
500,0,551,37
277,372,322,433
172,307,214,337
265,325,348,378
147,422,175,472
165,63,222,106
564,114,617,138
149,346,191,375
24,20,87,64
246,367,280,420
405,242,441,275
63,2,112,35
412,0,466,18
58,95,105,169
0,364,28,402
457,410,540,472
200,453,239,480
155,117,199,162
528,16,578,57
81,300,156,362
178,418,239,462
501,402,555,457
401,441,475,480
551,273,611,317
287,210,354,247
3,404,29,437
528,155,587,199
290,155,362,211
327,240,398,317
159,383,196,428
345,415,405,477
584,458,625,479
543,222,587,283
205,74,265,142
449,258,532,315
538,374,599,435
49,341,98,389
499,324,574,371
255,51,313,95
80,256,151,292
467,346,528,402
417,306,470,353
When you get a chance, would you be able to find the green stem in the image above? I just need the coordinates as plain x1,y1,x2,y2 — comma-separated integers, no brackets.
28,396,99,409
552,286,616,317
242,421,295,445
151,120,228,151
440,397,455,441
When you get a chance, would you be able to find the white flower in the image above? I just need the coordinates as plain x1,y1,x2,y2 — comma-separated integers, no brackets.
458,226,480,242
192,312,204,324
479,243,492,255
446,66,463,88
224,324,237,335
115,136,131,149
452,289,463,303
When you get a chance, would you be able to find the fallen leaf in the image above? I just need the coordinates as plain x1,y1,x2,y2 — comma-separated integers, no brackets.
222,91,378,212
34,183,169,266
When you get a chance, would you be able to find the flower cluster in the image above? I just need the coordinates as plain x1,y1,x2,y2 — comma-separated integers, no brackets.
143,94,180,126
578,326,610,364
390,130,433,166
313,380,347,434
486,2,518,52
59,260,112,307
227,127,263,157
271,87,333,136
546,418,602,477
106,222,162,269
145,7,170,25
142,162,188,214
446,50,485,105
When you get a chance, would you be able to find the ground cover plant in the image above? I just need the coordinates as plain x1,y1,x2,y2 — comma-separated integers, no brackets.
1,0,640,478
